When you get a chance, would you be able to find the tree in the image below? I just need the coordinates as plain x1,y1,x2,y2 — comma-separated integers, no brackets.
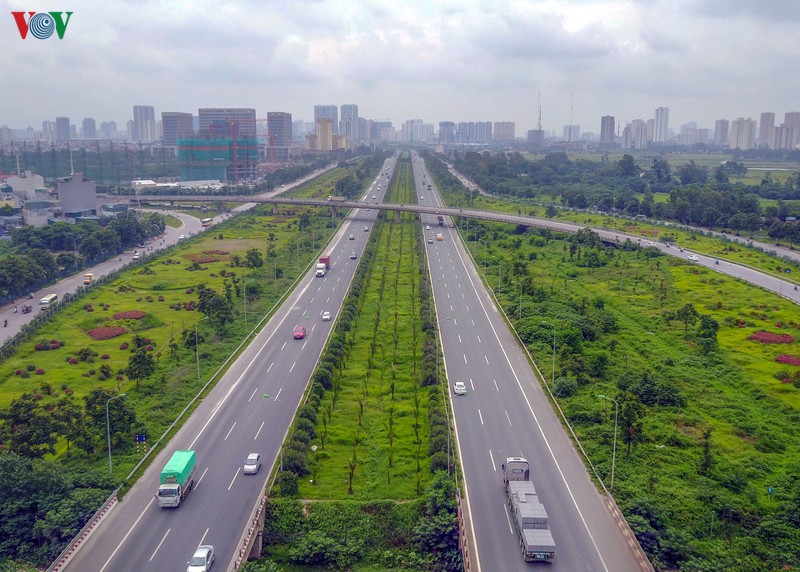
618,154,640,177
127,348,155,390
697,314,719,354
675,303,699,334
244,248,263,275
0,392,60,458
617,391,646,456
651,158,671,182
84,389,136,445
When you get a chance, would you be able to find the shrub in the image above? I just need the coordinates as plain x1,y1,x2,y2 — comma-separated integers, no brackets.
87,326,127,340
113,310,147,319
15,369,22,375
278,471,299,496
35,369,45,375
553,376,579,398
101,354,110,360
67,357,78,364
26,364,36,372
776,355,800,367
749,331,795,344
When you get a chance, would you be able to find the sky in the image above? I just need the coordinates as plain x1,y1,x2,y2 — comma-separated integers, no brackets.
2,0,799,135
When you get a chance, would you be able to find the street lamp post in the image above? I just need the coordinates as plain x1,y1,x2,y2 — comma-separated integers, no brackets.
106,393,127,475
597,394,619,492
541,321,556,385
243,279,254,330
195,316,209,385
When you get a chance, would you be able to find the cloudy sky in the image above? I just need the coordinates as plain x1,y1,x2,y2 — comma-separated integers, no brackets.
2,0,799,135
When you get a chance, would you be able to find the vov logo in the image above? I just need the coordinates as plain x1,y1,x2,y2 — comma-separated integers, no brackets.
11,11,73,39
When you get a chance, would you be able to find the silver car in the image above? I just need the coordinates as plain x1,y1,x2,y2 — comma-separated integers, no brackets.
243,453,261,475
187,545,215,572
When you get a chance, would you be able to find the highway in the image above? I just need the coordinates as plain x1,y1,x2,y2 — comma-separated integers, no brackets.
61,155,399,572
411,153,645,571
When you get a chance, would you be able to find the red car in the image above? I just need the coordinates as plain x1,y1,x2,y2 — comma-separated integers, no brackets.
293,326,306,339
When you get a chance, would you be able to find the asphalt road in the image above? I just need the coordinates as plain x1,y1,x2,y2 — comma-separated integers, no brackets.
412,153,643,572
61,156,399,572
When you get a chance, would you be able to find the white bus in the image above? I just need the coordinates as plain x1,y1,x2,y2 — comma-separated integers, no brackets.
39,293,58,306
201,217,213,227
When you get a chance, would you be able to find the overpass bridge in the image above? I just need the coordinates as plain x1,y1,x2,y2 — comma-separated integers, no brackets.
126,194,583,234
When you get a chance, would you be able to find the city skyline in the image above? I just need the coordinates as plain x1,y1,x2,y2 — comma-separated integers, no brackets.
2,0,799,133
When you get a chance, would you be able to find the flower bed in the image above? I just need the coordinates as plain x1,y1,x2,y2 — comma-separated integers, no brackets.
748,331,795,344
113,310,147,320
776,355,800,367
87,326,127,340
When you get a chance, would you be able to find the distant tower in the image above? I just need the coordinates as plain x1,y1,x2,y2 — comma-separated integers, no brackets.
654,107,669,143
527,91,545,145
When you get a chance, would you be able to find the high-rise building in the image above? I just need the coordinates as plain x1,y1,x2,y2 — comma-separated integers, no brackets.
475,121,492,143
82,118,97,139
314,105,338,134
177,136,259,182
600,116,615,145
759,112,775,147
316,117,333,151
562,125,580,142
55,117,71,141
132,105,156,142
784,112,800,148
493,122,515,141
729,118,756,150
340,104,358,142
161,112,194,147
267,112,293,147
198,108,256,138
714,119,729,146
654,107,669,143
439,122,456,144
100,121,118,140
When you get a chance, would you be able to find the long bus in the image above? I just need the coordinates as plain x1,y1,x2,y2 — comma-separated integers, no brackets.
39,293,58,306
201,217,213,227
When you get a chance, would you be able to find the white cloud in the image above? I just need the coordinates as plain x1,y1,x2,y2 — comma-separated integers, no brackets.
1,0,798,133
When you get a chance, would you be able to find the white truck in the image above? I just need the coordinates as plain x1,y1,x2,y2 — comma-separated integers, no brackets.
502,457,555,563
315,255,331,277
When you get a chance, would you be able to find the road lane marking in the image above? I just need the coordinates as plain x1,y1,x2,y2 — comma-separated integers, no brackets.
302,341,307,349
227,470,238,491
148,528,170,561
290,361,296,372
248,388,258,402
196,467,208,489
505,411,512,427
254,421,265,440
477,335,482,344
471,318,475,326
478,409,484,426
280,341,287,350
198,527,210,546
453,318,458,326
458,334,462,343
484,355,489,364
493,379,499,392
503,503,514,534
469,378,475,391
224,422,237,441
488,449,496,471
274,388,283,402
267,362,274,373
463,354,467,364
98,497,157,572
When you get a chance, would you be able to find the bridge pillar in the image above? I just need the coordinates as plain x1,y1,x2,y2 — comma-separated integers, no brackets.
248,503,265,560
332,206,338,217
395,210,401,223
272,203,278,215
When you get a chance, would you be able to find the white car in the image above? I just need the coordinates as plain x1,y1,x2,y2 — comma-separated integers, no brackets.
243,453,261,475
453,382,467,395
322,311,331,321
350,251,357,259
187,545,215,572
687,254,700,262
178,234,185,240
425,225,431,230
349,234,355,240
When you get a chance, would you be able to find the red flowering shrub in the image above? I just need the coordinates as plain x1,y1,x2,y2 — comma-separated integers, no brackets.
776,355,800,366
146,345,154,351
185,288,194,294
67,357,78,364
87,326,127,340
749,331,795,344
65,388,73,395
101,354,110,359
113,310,147,320
15,369,22,376
35,369,45,375
119,342,129,350
116,374,124,381
158,296,164,302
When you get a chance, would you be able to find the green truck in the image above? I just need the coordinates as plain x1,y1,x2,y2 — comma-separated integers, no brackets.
156,450,197,508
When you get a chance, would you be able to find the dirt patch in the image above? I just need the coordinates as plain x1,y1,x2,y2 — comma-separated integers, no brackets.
87,326,127,340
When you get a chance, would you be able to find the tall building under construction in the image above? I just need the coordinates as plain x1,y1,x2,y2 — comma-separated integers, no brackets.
177,137,259,183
